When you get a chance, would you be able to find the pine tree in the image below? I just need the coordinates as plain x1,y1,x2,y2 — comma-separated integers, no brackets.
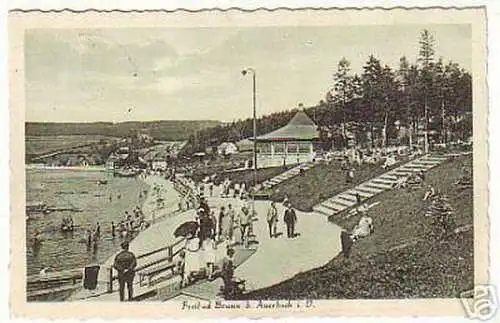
417,29,436,153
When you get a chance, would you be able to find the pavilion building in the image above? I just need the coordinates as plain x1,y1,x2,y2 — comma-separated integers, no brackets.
253,111,320,168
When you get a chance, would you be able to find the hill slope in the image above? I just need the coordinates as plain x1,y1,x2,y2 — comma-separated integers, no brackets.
241,155,473,299
25,120,222,141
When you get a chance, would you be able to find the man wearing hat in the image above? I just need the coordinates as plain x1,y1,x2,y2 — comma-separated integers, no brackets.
113,241,137,301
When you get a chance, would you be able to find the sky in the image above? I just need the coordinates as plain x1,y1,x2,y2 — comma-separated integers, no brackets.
24,24,471,123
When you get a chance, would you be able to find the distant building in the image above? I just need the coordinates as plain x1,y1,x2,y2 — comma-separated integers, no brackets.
217,142,238,156
253,111,320,168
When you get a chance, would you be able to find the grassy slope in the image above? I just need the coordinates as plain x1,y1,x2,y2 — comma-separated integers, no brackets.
242,155,473,299
268,158,408,212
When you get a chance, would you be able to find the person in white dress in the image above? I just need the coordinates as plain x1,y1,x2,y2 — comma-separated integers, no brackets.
202,237,217,280
183,235,201,285
351,215,374,241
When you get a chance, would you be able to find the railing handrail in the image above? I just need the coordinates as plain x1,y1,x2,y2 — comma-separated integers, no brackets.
136,237,184,260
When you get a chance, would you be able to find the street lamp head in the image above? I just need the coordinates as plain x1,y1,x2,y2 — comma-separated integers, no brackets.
242,67,255,76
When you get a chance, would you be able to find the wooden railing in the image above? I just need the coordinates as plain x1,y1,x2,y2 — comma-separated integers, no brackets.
107,237,185,293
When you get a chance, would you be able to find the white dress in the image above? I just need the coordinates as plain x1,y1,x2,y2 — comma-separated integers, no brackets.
202,239,217,264
352,216,373,238
184,238,201,275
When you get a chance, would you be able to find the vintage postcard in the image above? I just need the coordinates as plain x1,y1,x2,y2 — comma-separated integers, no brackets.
8,5,491,320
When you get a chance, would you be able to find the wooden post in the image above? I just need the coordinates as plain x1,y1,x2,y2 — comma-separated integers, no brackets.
108,267,113,293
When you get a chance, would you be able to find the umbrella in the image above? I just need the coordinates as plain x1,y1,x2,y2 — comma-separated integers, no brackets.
174,221,199,238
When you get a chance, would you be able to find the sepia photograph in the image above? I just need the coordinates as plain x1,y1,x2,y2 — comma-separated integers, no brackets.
8,6,490,319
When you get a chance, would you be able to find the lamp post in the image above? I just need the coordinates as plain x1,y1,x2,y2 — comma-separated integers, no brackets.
241,68,257,191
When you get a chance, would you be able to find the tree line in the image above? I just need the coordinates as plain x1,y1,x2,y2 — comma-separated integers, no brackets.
183,29,472,155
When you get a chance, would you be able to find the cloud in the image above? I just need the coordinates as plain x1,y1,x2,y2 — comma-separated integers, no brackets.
25,25,472,122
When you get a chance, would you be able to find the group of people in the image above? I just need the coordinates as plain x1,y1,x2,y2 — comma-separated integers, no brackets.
220,179,249,200
266,201,298,239
392,169,427,190
113,206,148,240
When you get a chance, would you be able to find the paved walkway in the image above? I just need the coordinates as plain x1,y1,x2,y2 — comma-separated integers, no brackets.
169,185,342,297
69,175,343,301
313,154,449,216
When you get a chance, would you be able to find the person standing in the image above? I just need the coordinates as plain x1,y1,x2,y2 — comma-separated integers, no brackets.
113,241,137,302
95,222,101,240
208,210,217,240
283,205,297,238
209,183,214,197
111,221,116,238
86,226,93,249
266,202,278,238
233,183,240,199
221,248,235,297
202,237,217,281
238,206,252,247
227,204,235,244
218,206,226,240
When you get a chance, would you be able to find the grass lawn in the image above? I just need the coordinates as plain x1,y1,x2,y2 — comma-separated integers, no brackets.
241,155,473,299
267,157,409,212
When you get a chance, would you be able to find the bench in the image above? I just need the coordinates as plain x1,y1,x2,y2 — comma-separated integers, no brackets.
138,261,177,287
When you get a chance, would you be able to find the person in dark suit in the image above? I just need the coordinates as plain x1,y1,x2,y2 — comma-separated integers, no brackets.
283,205,297,238
113,241,137,301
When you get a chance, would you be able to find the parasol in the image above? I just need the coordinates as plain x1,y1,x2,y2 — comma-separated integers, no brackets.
174,221,199,238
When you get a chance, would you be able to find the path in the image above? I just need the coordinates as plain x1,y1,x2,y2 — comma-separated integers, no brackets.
166,185,342,300
313,154,449,216
69,173,344,302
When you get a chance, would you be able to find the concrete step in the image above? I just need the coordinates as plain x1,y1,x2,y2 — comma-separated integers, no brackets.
356,185,384,194
397,166,425,173
412,160,442,166
400,164,429,170
392,169,415,176
364,181,393,190
379,174,398,181
371,178,397,185
313,205,334,216
336,194,358,203
322,201,349,212
328,197,355,208
424,156,449,162
346,189,374,199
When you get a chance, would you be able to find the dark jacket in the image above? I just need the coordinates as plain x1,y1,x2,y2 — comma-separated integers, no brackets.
284,208,297,224
113,250,137,277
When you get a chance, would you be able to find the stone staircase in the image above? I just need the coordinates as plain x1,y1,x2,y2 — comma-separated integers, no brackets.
260,162,315,190
312,154,449,216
